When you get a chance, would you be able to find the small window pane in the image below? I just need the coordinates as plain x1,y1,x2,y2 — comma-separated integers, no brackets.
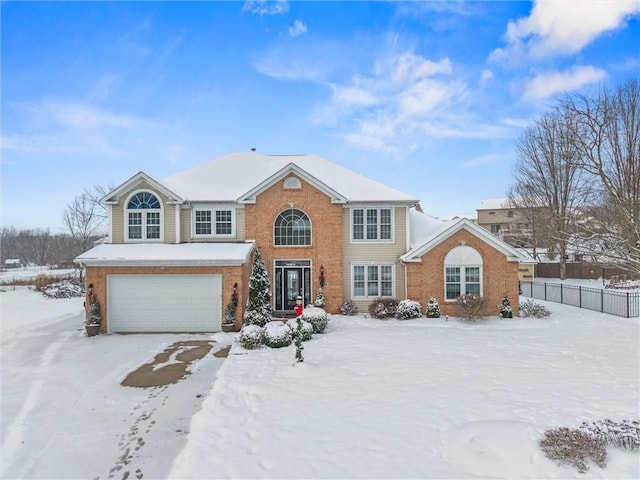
128,213,142,239
367,266,379,296
446,283,461,300
354,266,365,297
380,209,392,240
215,210,232,235
352,209,364,240
195,210,212,235
366,209,378,240
380,265,393,296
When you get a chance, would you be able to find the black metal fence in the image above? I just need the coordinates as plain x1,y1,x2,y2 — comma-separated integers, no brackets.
520,281,640,318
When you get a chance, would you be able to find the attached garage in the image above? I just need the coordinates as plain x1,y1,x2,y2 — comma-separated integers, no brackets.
108,274,221,333
75,242,255,334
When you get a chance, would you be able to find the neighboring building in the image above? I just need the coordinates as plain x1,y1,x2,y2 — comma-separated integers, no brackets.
75,151,529,333
3,259,22,269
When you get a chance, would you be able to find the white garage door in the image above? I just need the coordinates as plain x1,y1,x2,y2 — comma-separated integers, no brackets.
107,274,221,333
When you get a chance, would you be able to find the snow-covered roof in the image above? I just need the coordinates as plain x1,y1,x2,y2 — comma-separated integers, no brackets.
403,208,530,263
75,243,254,267
161,151,419,204
476,198,510,210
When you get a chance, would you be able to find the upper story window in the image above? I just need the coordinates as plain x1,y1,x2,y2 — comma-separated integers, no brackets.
283,177,302,189
193,207,235,237
126,191,162,241
274,208,311,246
444,246,483,301
352,207,392,242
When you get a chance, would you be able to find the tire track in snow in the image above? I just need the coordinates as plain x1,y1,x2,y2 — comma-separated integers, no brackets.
0,330,73,478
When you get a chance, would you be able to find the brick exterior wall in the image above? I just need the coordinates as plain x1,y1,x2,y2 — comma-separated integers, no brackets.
406,228,520,317
245,174,344,313
84,263,250,333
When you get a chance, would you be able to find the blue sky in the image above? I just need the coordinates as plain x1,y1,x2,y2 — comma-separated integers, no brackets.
2,0,639,233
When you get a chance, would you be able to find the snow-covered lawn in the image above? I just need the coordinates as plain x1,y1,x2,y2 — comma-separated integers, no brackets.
1,286,638,479
172,302,639,479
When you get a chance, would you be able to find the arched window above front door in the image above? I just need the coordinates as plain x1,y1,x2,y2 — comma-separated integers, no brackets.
125,191,162,241
274,208,311,246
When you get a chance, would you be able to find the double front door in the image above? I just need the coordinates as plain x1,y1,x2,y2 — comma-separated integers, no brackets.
275,260,311,311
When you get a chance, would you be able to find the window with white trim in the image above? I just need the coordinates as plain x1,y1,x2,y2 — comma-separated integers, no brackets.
126,191,162,241
444,246,483,301
274,208,311,246
352,208,392,241
193,207,234,237
353,264,393,298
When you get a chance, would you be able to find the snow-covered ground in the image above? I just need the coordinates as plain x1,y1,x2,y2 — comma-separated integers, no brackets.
0,266,79,283
1,285,638,479
172,302,639,479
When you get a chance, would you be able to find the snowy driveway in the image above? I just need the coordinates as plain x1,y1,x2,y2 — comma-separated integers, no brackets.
0,288,232,480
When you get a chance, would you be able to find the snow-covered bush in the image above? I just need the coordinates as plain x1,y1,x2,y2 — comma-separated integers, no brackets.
368,298,398,319
519,298,551,318
313,288,325,307
300,306,328,333
539,427,607,473
498,293,513,318
286,318,313,341
579,419,640,451
395,299,422,320
339,299,358,316
425,297,440,318
41,279,84,298
243,250,272,327
263,321,293,348
238,324,264,350
455,294,486,321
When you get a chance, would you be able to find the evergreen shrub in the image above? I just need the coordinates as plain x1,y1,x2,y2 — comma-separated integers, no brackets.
395,299,422,319
300,306,328,333
286,318,314,341
263,321,293,348
238,324,264,350
425,297,441,318
498,293,513,318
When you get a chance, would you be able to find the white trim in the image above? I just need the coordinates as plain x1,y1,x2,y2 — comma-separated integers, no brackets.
350,262,396,299
238,163,348,204
101,171,183,205
191,204,237,239
123,189,164,243
349,206,395,243
175,204,181,244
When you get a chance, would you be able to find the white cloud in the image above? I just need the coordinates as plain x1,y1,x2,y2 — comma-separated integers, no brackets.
491,0,640,62
463,153,504,168
480,68,493,84
523,66,607,100
288,20,307,38
242,0,289,16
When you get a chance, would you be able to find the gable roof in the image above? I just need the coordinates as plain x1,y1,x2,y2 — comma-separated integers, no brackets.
476,197,510,210
402,208,530,263
101,172,183,205
161,151,419,204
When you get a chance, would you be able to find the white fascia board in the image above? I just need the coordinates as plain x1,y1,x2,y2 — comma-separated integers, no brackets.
101,172,184,205
237,163,348,204
401,219,529,262
75,258,248,267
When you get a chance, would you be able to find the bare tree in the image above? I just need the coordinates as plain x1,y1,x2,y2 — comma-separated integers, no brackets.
563,80,640,276
62,184,111,256
509,106,595,279
17,229,53,266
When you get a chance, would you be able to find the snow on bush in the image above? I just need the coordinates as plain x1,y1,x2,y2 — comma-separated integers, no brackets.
339,299,358,316
286,318,313,341
238,324,264,350
395,299,422,320
368,298,398,319
41,279,84,298
263,321,293,348
579,419,640,451
519,298,551,318
539,427,607,473
425,297,440,318
498,293,513,318
300,306,328,333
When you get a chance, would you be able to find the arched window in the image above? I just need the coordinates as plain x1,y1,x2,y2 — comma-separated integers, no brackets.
444,245,483,300
126,191,162,241
274,209,311,246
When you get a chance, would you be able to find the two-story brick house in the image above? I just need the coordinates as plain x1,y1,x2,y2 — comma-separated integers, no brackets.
75,151,527,333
